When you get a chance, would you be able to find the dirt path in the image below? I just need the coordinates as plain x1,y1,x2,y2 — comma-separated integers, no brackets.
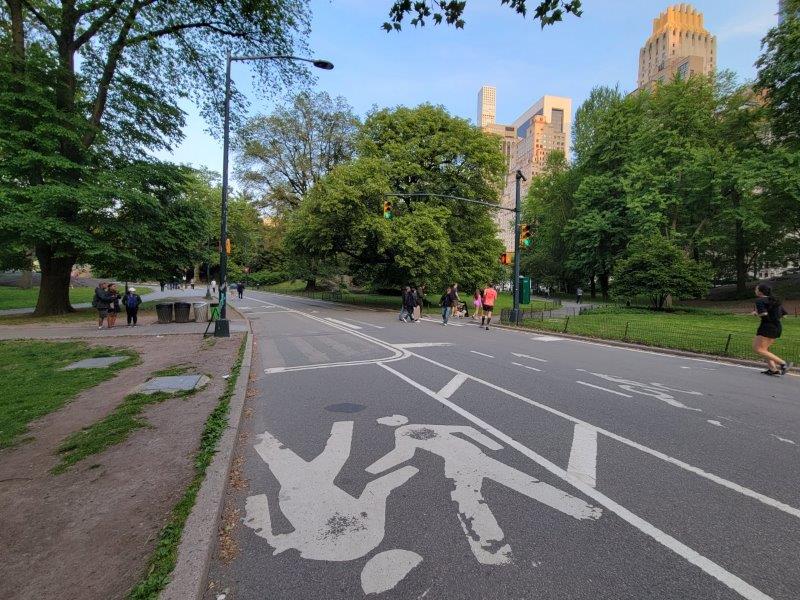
0,332,243,600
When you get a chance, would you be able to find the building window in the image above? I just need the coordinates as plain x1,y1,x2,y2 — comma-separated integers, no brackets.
677,61,689,79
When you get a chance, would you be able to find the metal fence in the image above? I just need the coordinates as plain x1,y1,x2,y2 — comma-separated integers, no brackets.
500,310,799,364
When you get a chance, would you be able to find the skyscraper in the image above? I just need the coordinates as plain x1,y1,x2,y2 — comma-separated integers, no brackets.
477,90,571,250
477,85,497,128
637,4,716,90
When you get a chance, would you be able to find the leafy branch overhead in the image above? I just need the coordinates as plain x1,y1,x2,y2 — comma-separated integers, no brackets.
383,0,582,31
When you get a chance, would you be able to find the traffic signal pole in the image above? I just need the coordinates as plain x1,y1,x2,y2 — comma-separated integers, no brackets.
511,170,526,323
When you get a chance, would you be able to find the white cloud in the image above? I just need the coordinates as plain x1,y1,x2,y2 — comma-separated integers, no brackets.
716,11,776,41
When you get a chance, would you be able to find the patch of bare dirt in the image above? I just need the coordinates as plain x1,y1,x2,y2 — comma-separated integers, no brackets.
0,332,244,600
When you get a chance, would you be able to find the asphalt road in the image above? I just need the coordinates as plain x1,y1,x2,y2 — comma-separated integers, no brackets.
205,290,800,600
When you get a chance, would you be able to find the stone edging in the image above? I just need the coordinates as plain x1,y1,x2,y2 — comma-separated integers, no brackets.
160,319,254,600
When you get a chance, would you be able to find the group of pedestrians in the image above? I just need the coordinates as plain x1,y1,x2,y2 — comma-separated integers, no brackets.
399,286,424,323
439,283,498,330
92,282,141,329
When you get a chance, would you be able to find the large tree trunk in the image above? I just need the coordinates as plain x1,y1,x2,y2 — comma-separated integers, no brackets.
599,272,610,301
589,275,596,299
34,245,76,315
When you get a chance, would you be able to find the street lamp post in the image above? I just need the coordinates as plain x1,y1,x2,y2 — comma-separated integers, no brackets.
214,51,334,337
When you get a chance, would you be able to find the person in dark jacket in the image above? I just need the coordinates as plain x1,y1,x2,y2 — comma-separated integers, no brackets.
106,283,121,328
93,283,112,329
237,282,245,299
122,287,142,327
404,286,418,322
440,286,456,326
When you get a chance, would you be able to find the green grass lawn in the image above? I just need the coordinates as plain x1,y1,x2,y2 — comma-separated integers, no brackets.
0,285,153,310
0,340,138,448
0,296,171,326
520,306,800,363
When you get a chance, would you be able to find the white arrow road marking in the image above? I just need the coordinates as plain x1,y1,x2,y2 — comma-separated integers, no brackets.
361,550,423,595
511,352,548,363
470,351,494,358
325,317,362,330
379,362,775,600
567,424,597,488
512,362,542,373
576,381,633,398
438,373,469,398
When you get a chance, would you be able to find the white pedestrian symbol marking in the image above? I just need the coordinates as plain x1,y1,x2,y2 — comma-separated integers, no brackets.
586,371,702,411
244,421,418,561
367,415,602,565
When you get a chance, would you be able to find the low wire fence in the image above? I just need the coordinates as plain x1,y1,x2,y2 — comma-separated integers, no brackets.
500,309,800,364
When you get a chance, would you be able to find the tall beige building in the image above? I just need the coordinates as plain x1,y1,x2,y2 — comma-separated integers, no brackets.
637,4,716,90
478,91,572,250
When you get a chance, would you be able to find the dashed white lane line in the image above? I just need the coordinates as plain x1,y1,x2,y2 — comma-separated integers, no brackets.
395,343,453,349
772,435,796,445
567,423,598,488
438,373,469,399
339,317,385,329
511,362,542,373
707,420,725,428
530,335,564,342
470,351,495,358
325,317,362,330
378,362,774,600
576,381,634,398
511,352,548,363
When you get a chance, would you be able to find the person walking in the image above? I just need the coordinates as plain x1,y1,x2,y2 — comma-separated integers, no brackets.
472,289,483,321
404,286,418,323
106,283,121,328
576,286,583,305
237,281,245,299
752,283,791,376
190,278,195,290
481,284,498,330
93,282,112,329
413,286,424,322
440,285,455,326
159,280,165,292
211,279,217,294
123,287,142,327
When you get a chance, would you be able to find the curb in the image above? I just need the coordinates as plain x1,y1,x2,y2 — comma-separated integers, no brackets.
160,319,254,600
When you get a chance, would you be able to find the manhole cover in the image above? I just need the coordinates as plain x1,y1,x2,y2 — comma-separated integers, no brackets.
325,403,366,413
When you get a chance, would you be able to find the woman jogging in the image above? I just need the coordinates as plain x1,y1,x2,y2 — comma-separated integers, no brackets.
752,283,791,376
481,284,498,330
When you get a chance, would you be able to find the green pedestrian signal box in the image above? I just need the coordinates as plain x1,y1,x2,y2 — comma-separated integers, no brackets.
519,276,531,304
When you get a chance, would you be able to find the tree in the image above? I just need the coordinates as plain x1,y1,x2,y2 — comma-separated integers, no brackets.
235,91,359,215
612,234,711,309
756,0,800,149
384,0,582,30
284,105,506,291
0,0,310,314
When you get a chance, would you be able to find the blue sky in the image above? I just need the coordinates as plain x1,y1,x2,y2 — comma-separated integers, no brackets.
156,0,780,172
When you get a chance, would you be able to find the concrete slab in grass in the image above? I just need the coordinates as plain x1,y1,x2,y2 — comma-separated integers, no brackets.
136,374,209,395
61,356,128,370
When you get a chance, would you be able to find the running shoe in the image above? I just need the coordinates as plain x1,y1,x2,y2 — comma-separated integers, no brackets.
762,369,781,376
780,362,792,376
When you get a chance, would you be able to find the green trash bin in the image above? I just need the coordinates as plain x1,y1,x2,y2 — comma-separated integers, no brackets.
519,276,531,304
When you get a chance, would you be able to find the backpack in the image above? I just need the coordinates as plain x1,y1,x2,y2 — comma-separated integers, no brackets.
126,294,138,309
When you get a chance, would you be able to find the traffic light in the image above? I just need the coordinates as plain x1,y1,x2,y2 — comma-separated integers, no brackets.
500,252,510,265
383,200,393,220
520,224,532,248
225,238,231,255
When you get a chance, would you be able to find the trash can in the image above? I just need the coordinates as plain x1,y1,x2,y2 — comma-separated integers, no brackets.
173,302,191,323
209,303,219,321
193,302,208,323
155,303,173,324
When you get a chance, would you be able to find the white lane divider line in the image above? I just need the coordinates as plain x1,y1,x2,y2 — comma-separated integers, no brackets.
707,420,725,428
567,423,598,488
576,381,633,398
438,373,469,399
324,317,362,330
511,352,548,363
772,435,796,445
420,317,464,327
340,317,385,329
511,362,542,373
378,362,775,600
395,343,453,349
530,335,563,342
470,351,495,358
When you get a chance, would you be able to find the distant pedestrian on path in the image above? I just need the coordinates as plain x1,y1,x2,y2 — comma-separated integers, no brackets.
106,284,121,328
159,280,165,292
752,283,791,376
481,284,498,330
440,286,455,326
237,282,245,299
190,278,195,290
211,279,217,294
92,282,112,329
413,286,423,322
472,289,483,321
123,287,142,327
576,287,583,304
